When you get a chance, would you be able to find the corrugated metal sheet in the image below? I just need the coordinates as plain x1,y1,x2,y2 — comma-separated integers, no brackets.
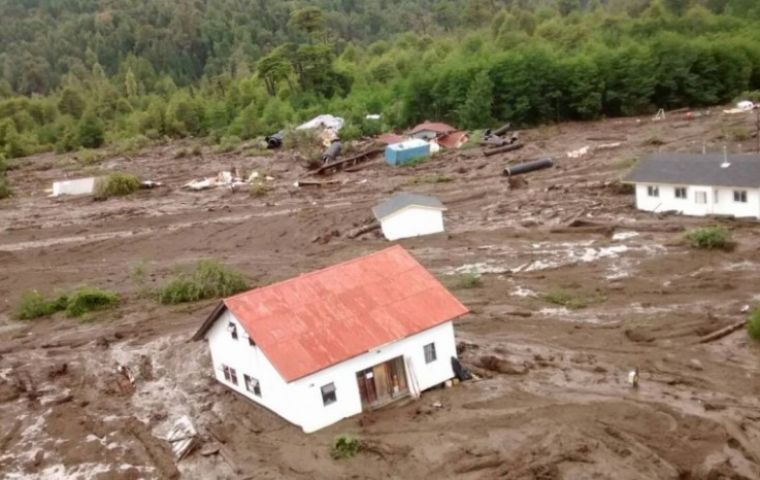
223,246,468,382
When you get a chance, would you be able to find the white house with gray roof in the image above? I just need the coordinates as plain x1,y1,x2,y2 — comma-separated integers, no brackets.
372,193,447,241
623,153,760,219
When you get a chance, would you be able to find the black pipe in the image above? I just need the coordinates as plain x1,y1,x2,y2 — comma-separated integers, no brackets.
503,158,554,177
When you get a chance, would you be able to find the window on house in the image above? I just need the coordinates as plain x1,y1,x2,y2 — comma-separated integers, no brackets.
424,343,437,363
244,374,261,397
227,322,238,340
674,187,687,199
321,382,337,406
695,191,707,204
222,365,238,385
734,190,747,203
647,185,659,197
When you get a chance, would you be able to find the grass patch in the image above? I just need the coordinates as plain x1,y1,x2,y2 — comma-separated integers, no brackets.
0,176,11,199
75,149,106,166
541,288,605,310
16,287,118,320
330,435,361,460
685,226,731,250
400,155,429,167
157,260,249,304
408,173,453,185
727,126,751,142
216,135,243,153
461,130,483,150
748,308,760,341
456,272,483,289
94,172,141,199
111,135,151,156
614,157,637,170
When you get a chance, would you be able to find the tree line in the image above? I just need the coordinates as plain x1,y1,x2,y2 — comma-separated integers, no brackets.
1,0,760,159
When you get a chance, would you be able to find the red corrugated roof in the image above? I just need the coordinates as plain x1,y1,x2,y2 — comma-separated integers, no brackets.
438,131,469,149
221,246,468,382
410,122,457,135
376,133,405,145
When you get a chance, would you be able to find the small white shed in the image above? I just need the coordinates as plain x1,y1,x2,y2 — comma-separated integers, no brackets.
192,246,468,433
372,193,447,241
623,153,760,219
52,177,96,197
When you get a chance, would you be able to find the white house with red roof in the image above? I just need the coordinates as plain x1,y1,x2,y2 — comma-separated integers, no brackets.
192,246,468,433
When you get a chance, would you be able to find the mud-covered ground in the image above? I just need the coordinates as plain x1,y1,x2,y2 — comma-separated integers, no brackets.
1,108,759,479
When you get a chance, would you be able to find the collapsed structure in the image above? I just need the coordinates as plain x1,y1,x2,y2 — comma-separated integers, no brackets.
192,246,468,433
623,153,760,219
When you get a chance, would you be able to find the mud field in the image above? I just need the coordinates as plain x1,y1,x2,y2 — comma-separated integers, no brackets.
1,109,759,479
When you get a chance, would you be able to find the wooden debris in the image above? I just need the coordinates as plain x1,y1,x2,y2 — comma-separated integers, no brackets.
295,179,341,188
346,222,380,239
310,147,383,176
697,321,746,344
166,416,199,460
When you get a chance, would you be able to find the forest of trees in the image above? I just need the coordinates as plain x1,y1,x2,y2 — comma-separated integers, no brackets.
1,0,760,159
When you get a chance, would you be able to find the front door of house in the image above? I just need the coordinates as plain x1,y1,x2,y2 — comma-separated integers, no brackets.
356,356,409,409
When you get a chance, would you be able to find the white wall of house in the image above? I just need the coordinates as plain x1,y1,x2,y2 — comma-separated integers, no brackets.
205,315,458,433
411,130,439,141
379,206,445,241
52,177,96,197
634,183,760,219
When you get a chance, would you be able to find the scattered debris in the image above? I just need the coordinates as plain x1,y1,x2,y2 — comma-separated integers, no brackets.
296,114,345,132
723,101,757,115
567,146,590,159
140,180,163,189
322,139,342,164
294,179,341,188
376,133,404,145
165,416,199,461
627,368,640,389
365,114,381,120
183,170,264,192
118,365,136,386
653,108,666,121
311,147,384,175
503,158,554,177
265,131,283,149
697,320,746,344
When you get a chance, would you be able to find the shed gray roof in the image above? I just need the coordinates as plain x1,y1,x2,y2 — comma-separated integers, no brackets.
623,153,760,188
372,193,446,220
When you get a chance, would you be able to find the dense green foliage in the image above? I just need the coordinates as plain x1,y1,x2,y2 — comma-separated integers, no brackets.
157,260,249,304
94,172,142,199
1,1,760,158
15,287,118,320
748,308,760,341
685,226,731,250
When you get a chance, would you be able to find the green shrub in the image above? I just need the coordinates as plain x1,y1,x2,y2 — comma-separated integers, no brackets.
94,172,141,199
217,135,242,153
64,287,119,317
78,111,105,149
111,135,151,156
748,308,760,341
157,260,249,304
456,272,483,289
250,181,270,197
330,435,361,460
76,149,105,166
0,176,10,199
685,226,731,250
542,289,588,310
16,291,64,320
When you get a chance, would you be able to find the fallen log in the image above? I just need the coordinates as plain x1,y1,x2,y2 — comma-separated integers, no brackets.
483,143,524,157
697,320,745,344
311,147,383,176
504,158,554,177
586,136,626,142
295,179,341,188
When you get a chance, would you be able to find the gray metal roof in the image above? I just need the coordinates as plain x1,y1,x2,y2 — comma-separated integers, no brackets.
623,153,760,188
372,193,446,220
